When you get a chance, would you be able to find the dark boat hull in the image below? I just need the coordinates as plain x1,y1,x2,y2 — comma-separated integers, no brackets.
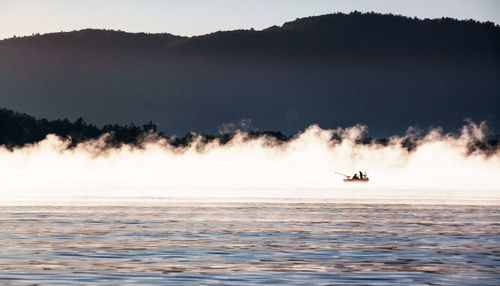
343,178,369,183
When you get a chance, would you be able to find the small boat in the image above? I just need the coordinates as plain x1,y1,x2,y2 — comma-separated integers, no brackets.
343,177,369,182
335,171,369,182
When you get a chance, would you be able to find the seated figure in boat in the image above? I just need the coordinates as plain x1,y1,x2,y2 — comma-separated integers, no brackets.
335,171,369,182
349,171,368,181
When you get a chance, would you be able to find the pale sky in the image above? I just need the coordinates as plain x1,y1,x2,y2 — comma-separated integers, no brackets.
0,0,499,39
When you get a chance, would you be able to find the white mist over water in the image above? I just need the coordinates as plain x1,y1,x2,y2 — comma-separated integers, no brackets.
1,123,499,205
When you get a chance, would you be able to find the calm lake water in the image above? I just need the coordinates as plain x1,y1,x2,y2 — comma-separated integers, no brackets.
0,202,498,285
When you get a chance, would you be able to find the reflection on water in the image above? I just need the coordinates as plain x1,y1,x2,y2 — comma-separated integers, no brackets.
0,203,498,285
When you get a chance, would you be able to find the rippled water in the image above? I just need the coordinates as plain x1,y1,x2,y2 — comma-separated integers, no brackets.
0,203,499,285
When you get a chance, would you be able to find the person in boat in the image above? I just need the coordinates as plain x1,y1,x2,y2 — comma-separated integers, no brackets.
352,173,359,179
359,171,363,179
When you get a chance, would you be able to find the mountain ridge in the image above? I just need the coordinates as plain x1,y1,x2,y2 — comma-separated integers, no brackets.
2,12,498,57
0,12,499,136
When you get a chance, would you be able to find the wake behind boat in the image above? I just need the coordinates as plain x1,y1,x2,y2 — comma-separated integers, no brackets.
335,171,369,182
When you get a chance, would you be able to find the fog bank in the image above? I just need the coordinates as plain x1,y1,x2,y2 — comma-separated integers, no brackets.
1,122,499,205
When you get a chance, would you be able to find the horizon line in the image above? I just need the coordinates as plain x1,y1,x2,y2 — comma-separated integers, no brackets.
1,11,498,41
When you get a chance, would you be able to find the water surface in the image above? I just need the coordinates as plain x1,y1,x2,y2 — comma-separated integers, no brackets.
0,203,498,285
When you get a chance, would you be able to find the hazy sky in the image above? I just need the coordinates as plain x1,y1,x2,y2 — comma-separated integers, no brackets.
1,0,499,39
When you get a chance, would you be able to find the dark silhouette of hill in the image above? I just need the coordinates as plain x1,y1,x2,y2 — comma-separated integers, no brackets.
0,107,161,148
1,107,497,154
171,12,499,61
1,29,184,52
0,107,293,149
0,12,499,136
